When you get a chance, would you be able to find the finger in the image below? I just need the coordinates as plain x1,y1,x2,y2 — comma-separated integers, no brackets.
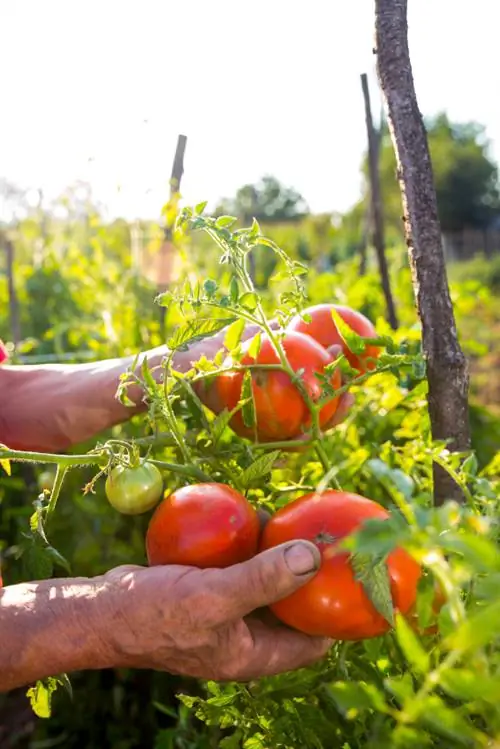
326,344,343,359
328,391,355,427
205,541,321,625
238,617,333,680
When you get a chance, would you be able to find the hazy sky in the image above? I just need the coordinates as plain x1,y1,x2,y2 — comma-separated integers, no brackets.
1,0,499,220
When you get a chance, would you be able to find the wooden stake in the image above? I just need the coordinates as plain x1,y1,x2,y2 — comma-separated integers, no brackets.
360,72,398,329
375,0,470,504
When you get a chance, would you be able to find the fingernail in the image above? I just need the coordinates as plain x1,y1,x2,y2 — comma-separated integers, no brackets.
284,542,320,575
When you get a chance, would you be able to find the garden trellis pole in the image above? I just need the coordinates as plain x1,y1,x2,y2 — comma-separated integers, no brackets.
375,0,471,504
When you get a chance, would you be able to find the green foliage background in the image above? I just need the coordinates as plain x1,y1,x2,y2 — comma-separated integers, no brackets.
1,205,500,748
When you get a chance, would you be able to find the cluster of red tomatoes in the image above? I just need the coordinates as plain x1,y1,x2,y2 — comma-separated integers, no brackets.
216,303,380,441
103,304,441,641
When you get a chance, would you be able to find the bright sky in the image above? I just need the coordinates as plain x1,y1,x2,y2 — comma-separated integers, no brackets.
1,0,499,220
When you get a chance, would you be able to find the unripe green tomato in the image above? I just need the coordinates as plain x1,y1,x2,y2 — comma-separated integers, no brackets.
105,462,164,515
38,470,56,492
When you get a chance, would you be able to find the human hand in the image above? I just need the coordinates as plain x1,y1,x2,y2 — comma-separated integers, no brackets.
101,541,332,681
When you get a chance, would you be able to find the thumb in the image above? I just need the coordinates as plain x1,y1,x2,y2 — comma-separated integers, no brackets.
208,541,321,624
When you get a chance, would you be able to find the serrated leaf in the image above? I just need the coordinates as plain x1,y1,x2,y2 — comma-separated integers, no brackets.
168,317,237,352
351,553,394,626
0,459,11,475
330,307,367,355
216,215,237,228
211,409,233,445
248,331,262,359
240,451,281,486
395,612,429,675
241,370,256,429
224,318,245,352
239,292,259,311
23,542,54,580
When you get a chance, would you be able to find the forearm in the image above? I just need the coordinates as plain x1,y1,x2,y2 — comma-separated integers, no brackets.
0,577,113,693
0,347,192,453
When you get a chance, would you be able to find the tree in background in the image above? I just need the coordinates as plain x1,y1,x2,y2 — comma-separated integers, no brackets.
216,175,309,223
345,112,499,239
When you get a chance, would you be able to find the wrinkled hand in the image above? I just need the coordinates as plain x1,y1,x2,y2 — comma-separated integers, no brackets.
102,541,332,681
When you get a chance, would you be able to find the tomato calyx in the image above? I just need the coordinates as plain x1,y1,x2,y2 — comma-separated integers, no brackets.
315,531,338,545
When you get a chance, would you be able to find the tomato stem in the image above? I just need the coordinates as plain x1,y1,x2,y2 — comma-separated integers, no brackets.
148,460,213,483
46,464,68,518
0,447,108,467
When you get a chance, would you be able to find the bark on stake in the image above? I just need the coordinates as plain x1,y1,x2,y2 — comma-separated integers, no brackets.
374,0,470,504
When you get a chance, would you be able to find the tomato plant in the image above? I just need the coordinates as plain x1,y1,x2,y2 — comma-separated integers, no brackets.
146,483,260,568
216,331,342,441
2,204,500,749
287,303,380,373
105,462,164,515
260,490,421,640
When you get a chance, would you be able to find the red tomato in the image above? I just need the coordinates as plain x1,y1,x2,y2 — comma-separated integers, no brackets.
260,490,421,640
146,483,260,568
215,331,341,441
287,304,379,373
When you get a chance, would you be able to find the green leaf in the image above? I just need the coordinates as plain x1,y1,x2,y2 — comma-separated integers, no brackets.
195,200,207,215
417,695,481,746
203,279,218,298
248,331,262,359
26,677,62,719
23,541,54,580
328,681,388,716
240,451,281,487
239,292,259,311
45,545,72,574
461,453,478,476
210,410,231,445
249,217,261,237
216,215,237,228
351,553,394,627
168,317,237,352
243,736,266,749
395,612,430,675
219,731,244,749
390,469,415,499
229,276,239,304
330,307,367,355
241,370,256,429
224,318,245,352
439,533,500,572
384,673,415,704
444,599,500,653
440,669,500,702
